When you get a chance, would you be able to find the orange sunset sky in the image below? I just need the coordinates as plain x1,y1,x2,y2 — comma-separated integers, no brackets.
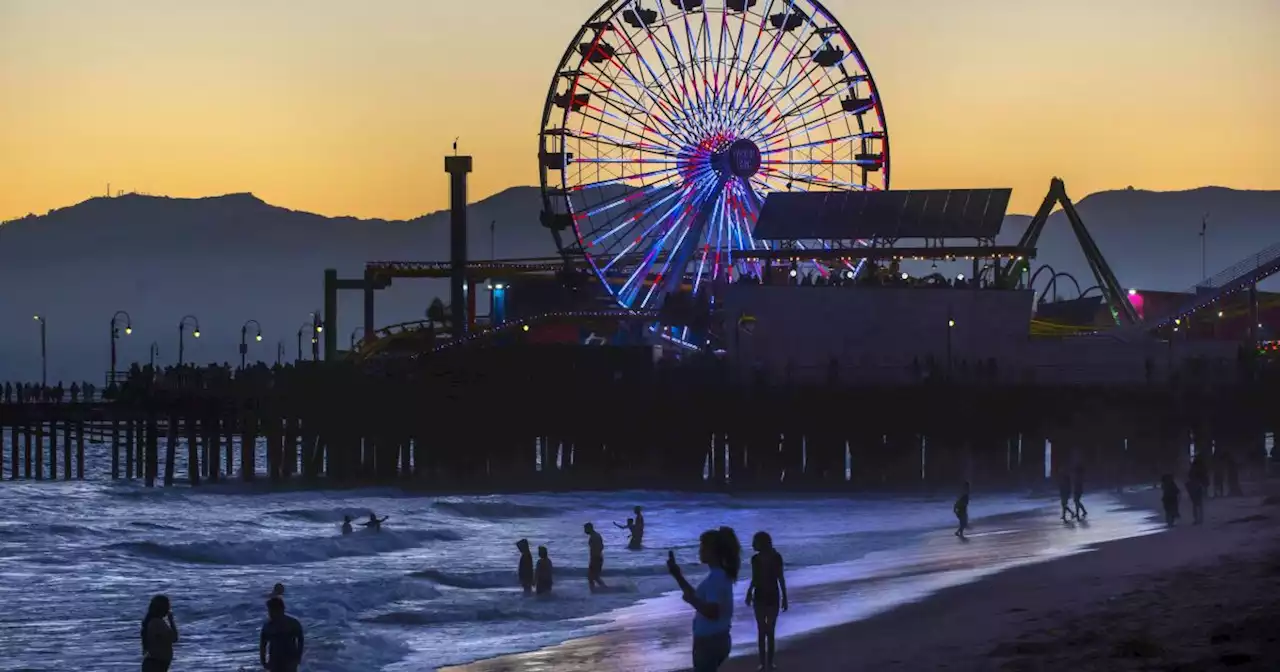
1,0,1276,223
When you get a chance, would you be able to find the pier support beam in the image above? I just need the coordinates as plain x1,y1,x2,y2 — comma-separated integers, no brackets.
445,155,473,340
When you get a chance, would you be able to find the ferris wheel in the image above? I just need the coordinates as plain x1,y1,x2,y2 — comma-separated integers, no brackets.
538,0,890,311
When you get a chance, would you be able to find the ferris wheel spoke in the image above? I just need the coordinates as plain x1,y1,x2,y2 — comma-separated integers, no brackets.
589,57,700,148
652,4,703,124
564,128,683,157
760,130,883,154
759,106,851,146
627,177,722,306
758,166,871,191
573,72,689,147
606,31,699,144
584,181,690,252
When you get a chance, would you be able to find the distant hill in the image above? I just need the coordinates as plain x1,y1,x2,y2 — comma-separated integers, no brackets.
1,184,1277,382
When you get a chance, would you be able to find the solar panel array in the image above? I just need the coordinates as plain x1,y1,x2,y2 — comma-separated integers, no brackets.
753,189,1013,240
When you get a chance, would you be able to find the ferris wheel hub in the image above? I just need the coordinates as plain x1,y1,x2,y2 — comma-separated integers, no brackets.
711,139,762,180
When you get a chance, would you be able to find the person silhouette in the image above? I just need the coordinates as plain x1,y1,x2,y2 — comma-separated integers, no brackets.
954,481,971,538
745,531,787,671
141,594,178,672
535,545,554,596
1072,464,1088,519
516,539,534,594
1058,472,1075,522
341,516,353,535
361,513,389,531
259,597,304,672
584,523,607,592
667,527,741,672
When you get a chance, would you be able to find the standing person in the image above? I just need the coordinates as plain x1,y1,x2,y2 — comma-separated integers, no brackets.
341,515,353,535
1161,474,1181,526
362,513,389,531
584,523,607,592
259,597,304,672
953,481,971,538
1186,472,1206,525
1072,464,1088,519
1058,472,1075,522
516,539,534,595
632,506,645,547
141,594,178,672
745,531,788,671
535,545,554,595
666,527,741,672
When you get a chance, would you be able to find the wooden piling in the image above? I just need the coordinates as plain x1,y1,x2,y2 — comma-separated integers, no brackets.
62,420,72,480
124,419,134,479
24,424,33,479
111,419,120,480
9,425,17,480
242,413,257,481
145,414,159,488
35,422,44,480
76,420,85,479
164,414,177,487
223,417,233,478
187,416,200,486
48,421,57,480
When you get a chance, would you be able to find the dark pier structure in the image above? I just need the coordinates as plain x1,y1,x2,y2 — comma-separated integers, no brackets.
3,166,1279,493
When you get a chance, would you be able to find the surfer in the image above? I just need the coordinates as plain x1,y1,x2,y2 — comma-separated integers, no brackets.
953,481,971,538
341,515,353,535
535,545,554,595
516,539,534,594
361,513,389,531
259,597,305,672
141,594,178,672
584,522,607,592
745,531,787,671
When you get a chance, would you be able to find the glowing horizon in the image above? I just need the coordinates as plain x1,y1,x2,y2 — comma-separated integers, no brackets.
1,0,1277,223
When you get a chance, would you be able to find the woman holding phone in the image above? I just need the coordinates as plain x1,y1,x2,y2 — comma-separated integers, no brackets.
666,527,741,672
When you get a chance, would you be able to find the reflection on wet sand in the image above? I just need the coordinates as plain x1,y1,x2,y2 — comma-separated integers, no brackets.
439,496,1160,672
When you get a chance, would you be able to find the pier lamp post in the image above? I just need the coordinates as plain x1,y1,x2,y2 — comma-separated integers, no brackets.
276,341,285,367
33,315,47,387
311,311,323,361
240,320,263,370
110,310,133,385
149,342,160,369
178,315,201,366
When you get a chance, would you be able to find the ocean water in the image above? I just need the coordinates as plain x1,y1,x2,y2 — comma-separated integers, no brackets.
0,438,1162,671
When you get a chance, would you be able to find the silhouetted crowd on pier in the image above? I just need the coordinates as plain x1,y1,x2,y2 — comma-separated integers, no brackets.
1,381,100,404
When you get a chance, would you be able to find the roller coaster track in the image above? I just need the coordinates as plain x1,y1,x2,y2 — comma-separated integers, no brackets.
1127,240,1280,333
354,309,661,360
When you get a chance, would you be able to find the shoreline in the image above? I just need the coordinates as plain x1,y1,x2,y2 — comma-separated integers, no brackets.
719,483,1279,671
438,485,1276,672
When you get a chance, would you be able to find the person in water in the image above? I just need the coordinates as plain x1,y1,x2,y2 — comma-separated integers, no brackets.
614,517,642,550
141,594,178,672
267,583,285,601
362,513,389,531
1161,474,1181,526
260,597,305,672
1058,472,1075,522
954,481,971,538
341,515,353,535
516,538,534,594
584,522,607,592
535,545,554,595
1072,463,1088,519
632,506,645,546
745,531,787,671
667,526,741,672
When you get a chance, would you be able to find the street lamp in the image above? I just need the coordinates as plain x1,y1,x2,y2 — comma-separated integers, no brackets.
946,316,956,379
276,340,285,366
110,310,133,385
240,319,263,370
311,311,322,361
149,342,160,369
33,315,47,387
178,314,201,366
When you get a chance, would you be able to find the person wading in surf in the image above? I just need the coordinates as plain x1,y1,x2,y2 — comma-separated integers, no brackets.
141,594,178,672
259,597,304,672
362,513,389,531
584,522,607,592
535,545,554,596
516,539,534,594
341,515,353,535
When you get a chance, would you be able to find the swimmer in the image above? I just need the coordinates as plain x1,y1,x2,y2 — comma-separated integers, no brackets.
361,513,389,531
341,516,353,535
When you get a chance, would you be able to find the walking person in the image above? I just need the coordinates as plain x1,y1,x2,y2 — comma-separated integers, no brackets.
666,527,741,672
141,594,178,672
745,531,788,671
1058,472,1075,522
954,481,971,538
259,597,305,672
584,522,607,592
1161,474,1181,527
1072,464,1088,519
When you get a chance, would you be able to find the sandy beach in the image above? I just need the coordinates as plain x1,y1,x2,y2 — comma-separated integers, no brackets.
721,484,1280,672
440,484,1280,672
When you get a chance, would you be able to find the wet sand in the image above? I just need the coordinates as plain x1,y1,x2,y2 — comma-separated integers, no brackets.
721,484,1280,672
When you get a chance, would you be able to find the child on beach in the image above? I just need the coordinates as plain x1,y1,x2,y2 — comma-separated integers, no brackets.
1161,474,1181,526
535,546,554,595
667,527,741,672
953,482,971,538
